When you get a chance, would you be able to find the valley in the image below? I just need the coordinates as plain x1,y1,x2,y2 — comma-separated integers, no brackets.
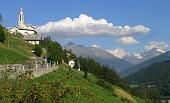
1,1,170,102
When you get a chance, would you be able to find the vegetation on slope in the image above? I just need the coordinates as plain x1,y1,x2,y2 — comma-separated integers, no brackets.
78,57,131,92
33,64,146,103
126,60,170,101
0,46,28,64
0,64,145,103
0,26,33,64
0,25,5,42
41,37,69,64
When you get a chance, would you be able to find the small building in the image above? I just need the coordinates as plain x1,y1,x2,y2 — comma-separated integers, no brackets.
9,8,41,44
69,60,75,68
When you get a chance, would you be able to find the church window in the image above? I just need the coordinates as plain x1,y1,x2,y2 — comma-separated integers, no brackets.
20,15,21,21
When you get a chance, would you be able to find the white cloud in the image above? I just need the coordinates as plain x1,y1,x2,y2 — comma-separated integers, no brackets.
107,48,127,58
118,36,139,45
145,41,169,50
36,14,150,38
90,44,100,48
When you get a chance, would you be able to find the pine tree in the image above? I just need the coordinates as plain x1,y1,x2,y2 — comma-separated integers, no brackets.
0,26,6,43
73,58,79,69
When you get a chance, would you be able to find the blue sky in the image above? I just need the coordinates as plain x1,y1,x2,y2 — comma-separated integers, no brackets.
0,0,170,54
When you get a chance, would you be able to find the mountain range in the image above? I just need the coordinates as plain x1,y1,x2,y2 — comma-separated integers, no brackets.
123,47,165,64
64,42,133,72
64,42,170,77
120,51,170,77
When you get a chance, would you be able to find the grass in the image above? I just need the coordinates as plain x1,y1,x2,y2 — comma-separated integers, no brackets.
0,32,34,64
112,85,137,103
32,64,146,103
0,46,28,64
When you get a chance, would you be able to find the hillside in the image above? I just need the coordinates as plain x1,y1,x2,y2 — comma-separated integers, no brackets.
0,29,34,64
0,64,146,103
126,60,170,96
0,31,146,102
30,64,145,103
120,51,170,77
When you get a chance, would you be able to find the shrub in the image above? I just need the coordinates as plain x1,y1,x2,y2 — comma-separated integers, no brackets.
0,26,6,43
33,44,42,57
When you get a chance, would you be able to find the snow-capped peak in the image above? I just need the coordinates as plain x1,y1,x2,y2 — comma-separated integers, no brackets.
134,54,143,59
132,47,165,61
154,48,165,53
106,48,126,58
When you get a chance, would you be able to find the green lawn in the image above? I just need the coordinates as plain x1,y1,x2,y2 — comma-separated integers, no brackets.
32,64,146,103
0,46,28,64
0,34,34,64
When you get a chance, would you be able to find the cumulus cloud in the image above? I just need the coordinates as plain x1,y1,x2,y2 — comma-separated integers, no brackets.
90,44,100,48
118,36,139,45
36,14,150,38
107,48,127,58
145,41,169,50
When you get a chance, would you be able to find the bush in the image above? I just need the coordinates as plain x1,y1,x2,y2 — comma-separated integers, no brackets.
47,41,65,64
33,44,42,57
0,26,6,43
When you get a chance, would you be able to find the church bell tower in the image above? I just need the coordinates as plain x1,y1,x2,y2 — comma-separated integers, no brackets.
18,8,25,28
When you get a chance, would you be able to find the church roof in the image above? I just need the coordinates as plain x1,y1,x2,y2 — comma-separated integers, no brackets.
23,34,41,41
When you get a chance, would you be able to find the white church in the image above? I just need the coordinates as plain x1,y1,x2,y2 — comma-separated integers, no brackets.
9,8,41,44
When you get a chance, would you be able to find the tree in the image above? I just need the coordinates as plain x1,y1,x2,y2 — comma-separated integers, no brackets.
132,84,148,99
147,87,160,100
73,58,80,70
0,25,6,43
47,41,65,64
83,65,88,79
80,58,88,79
77,57,128,90
42,36,51,48
42,37,68,64
41,48,47,59
63,48,69,64
33,44,43,57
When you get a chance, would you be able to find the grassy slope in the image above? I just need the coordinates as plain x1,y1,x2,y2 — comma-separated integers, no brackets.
0,33,33,64
33,64,145,103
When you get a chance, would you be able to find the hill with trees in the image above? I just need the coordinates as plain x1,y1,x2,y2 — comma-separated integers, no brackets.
126,60,170,100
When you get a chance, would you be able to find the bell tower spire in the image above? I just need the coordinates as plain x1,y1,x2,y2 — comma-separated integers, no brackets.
18,8,25,28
